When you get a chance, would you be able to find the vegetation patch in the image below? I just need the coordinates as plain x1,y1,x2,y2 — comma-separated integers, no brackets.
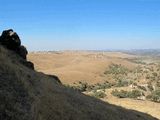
66,81,112,92
104,64,129,75
115,79,132,87
137,85,147,91
111,89,143,99
146,89,160,103
91,91,106,98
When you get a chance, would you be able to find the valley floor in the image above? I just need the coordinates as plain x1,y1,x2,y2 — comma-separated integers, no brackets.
106,98,160,119
28,51,160,119
104,89,160,119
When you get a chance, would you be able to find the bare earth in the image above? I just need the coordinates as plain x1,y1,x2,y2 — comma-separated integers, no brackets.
104,88,160,119
28,51,136,85
28,51,160,119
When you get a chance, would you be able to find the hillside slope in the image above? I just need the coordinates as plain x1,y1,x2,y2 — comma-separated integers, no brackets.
0,30,158,120
28,51,136,85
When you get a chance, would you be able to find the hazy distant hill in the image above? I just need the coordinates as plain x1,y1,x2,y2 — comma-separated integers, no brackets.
122,49,160,57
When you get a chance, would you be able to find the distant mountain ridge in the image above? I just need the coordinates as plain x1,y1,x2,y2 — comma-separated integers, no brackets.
122,49,160,57
29,49,160,57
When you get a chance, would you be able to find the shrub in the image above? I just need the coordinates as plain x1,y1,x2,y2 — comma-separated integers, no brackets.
66,81,113,92
148,84,154,92
146,74,150,79
127,90,142,98
77,81,88,92
146,89,160,103
95,82,112,90
104,64,129,75
115,79,130,87
92,91,106,98
111,89,128,98
137,85,147,91
111,89,143,99
152,72,158,77
157,81,160,87
65,82,89,92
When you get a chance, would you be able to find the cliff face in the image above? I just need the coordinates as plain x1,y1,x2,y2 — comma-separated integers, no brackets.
0,30,158,120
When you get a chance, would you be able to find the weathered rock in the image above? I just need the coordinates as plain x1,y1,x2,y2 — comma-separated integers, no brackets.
20,60,34,70
17,45,28,59
0,29,21,50
47,74,61,84
0,29,29,60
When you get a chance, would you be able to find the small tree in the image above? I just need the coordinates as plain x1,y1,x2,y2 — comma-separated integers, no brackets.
147,89,160,103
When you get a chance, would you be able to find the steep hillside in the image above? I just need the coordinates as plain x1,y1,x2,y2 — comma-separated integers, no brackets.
0,30,158,120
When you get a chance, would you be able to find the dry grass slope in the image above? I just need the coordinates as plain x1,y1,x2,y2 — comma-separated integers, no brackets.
0,46,158,120
28,51,136,85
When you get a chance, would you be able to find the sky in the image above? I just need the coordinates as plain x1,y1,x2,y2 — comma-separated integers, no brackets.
0,0,160,51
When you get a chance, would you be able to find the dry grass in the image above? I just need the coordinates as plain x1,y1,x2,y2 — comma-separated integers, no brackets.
28,51,160,119
28,51,137,85
104,88,160,119
0,46,158,120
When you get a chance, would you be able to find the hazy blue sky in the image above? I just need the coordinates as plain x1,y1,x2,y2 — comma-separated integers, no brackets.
0,0,160,51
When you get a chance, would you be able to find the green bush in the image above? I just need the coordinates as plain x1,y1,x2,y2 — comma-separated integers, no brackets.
146,74,150,79
111,89,143,99
66,81,112,92
77,81,88,92
146,89,160,103
127,90,142,98
137,85,147,91
65,82,89,92
92,91,106,98
95,82,112,90
157,81,160,87
64,84,82,92
152,72,158,77
148,84,154,92
111,89,128,98
104,64,129,75
115,79,130,87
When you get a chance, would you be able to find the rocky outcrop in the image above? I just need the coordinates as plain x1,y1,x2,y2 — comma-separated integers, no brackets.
0,29,62,84
47,74,61,84
0,29,21,50
0,29,33,69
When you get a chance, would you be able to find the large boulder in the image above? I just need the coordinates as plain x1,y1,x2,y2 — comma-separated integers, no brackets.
0,29,21,50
